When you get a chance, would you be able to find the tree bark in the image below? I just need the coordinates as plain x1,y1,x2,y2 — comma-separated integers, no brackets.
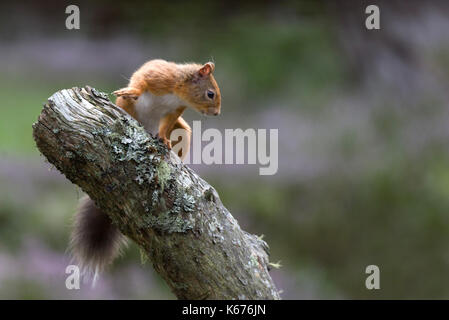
32,86,281,300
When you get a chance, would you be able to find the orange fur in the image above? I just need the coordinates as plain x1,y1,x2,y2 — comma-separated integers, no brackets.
113,59,221,160
158,106,186,149
171,117,192,159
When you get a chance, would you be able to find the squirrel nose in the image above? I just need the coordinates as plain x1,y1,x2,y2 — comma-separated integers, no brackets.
208,107,220,116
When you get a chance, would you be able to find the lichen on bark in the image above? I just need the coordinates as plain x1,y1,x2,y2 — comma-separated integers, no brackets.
32,86,281,300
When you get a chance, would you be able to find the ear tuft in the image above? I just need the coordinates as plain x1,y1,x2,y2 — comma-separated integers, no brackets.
199,62,215,76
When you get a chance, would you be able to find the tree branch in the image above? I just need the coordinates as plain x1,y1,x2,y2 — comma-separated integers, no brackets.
32,86,281,300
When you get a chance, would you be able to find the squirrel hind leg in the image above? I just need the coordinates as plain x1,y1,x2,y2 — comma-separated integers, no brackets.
112,87,141,100
69,195,127,282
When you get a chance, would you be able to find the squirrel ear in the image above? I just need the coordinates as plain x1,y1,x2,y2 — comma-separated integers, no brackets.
199,62,215,76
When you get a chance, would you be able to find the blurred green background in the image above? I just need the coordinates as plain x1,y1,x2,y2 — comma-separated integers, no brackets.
1,0,449,299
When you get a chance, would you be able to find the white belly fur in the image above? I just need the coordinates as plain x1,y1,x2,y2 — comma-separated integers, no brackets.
135,92,186,135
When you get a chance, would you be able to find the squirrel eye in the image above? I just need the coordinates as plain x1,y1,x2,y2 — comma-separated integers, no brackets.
206,90,215,99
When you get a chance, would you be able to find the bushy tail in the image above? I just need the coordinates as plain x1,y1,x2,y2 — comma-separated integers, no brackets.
70,195,127,284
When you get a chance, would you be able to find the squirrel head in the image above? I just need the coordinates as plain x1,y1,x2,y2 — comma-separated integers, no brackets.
177,62,221,116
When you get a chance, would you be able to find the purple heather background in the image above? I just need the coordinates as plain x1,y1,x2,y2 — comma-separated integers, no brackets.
1,0,449,299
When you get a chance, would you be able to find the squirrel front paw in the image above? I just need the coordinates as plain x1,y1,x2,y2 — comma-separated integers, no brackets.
155,133,172,149
162,137,172,149
112,87,141,100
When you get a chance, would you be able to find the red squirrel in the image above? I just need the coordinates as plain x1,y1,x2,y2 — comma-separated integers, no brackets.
115,59,221,158
70,59,221,282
